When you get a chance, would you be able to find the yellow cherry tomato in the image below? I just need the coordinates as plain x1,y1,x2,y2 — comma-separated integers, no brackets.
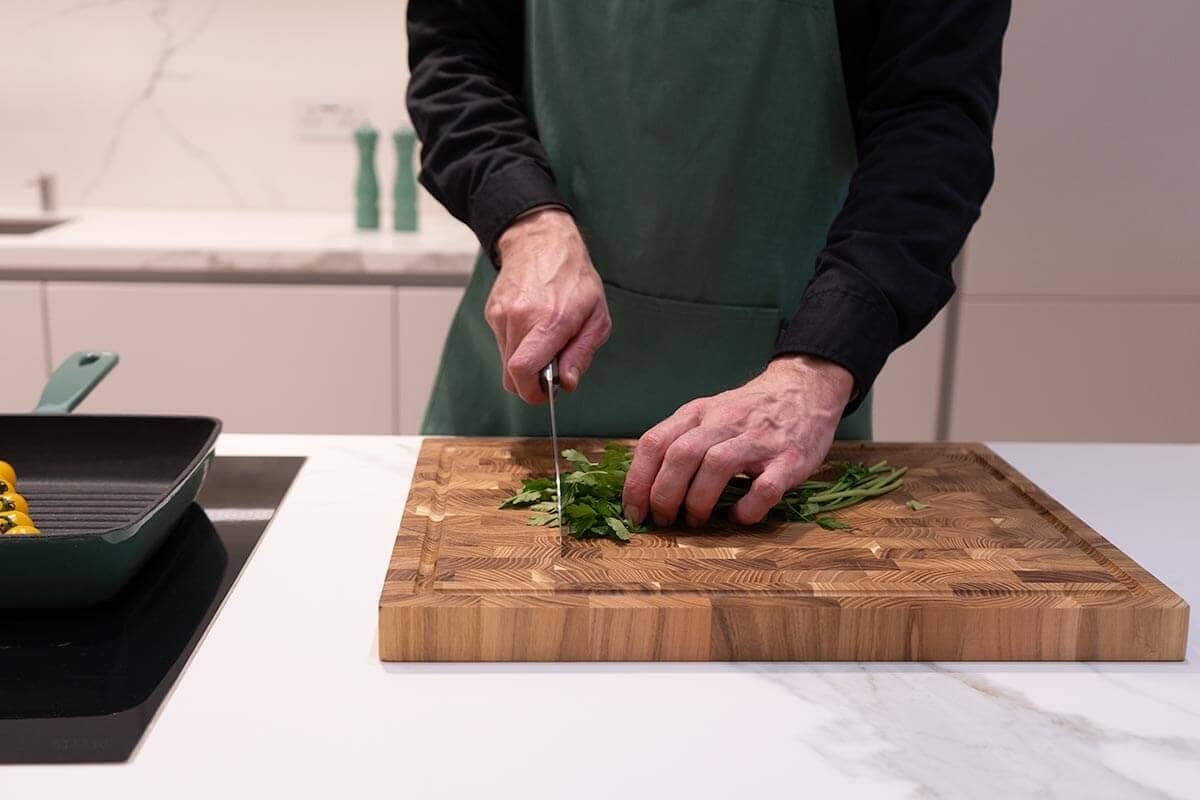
0,461,15,487
0,479,12,496
3,525,40,536
0,493,28,514
0,511,34,532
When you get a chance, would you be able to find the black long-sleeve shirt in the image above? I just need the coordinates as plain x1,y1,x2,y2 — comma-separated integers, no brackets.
406,0,1009,406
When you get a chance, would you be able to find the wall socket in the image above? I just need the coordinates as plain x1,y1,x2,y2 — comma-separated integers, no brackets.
294,99,368,141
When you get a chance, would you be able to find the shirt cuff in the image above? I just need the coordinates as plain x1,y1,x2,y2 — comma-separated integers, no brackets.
467,161,572,261
772,268,900,415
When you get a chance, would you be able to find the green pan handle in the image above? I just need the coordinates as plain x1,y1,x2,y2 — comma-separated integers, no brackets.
34,351,120,414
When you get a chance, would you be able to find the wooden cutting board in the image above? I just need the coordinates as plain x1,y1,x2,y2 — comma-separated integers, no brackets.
378,438,1188,662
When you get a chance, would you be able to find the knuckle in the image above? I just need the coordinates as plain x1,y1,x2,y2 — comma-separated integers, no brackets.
648,487,675,509
779,450,812,475
639,430,668,454
575,330,603,354
754,475,788,500
510,299,543,324
595,312,613,340
665,440,701,465
703,446,738,475
684,493,712,518
506,354,530,374
713,404,742,423
623,476,650,496
483,302,505,326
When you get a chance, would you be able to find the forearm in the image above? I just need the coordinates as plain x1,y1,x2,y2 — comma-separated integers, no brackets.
778,0,1010,406
406,0,568,257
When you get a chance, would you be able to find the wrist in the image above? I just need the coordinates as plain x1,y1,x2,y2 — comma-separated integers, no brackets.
496,206,576,266
768,354,855,404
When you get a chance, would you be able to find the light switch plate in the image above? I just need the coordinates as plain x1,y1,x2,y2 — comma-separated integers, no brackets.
294,99,367,141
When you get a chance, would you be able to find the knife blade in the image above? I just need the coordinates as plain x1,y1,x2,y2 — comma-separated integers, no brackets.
541,361,566,556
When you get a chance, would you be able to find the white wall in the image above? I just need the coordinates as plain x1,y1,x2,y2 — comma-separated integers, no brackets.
4,0,1197,441
0,0,413,212
950,0,1200,442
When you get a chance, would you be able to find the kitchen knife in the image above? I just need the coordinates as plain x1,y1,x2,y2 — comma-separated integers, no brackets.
541,361,566,556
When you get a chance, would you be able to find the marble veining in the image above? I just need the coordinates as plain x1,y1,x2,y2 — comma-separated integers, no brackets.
2,0,413,212
82,0,233,203
0,436,1193,800
744,662,1195,799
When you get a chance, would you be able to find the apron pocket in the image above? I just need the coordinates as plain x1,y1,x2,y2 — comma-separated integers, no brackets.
564,281,783,436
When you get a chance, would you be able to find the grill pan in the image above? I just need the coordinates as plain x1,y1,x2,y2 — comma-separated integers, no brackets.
0,352,220,608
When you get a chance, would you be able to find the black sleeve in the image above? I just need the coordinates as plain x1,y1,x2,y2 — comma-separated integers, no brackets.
774,0,1010,411
406,0,568,257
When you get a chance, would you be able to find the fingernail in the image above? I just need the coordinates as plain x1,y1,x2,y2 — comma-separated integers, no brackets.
626,505,642,524
685,515,700,528
568,366,580,386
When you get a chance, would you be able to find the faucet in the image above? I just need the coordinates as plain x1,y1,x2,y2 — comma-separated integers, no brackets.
29,173,57,214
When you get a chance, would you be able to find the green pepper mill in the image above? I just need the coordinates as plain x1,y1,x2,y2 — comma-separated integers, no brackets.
392,126,418,232
354,124,380,230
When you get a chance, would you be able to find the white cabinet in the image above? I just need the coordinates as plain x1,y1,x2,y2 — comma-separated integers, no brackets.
395,287,464,433
2,282,49,412
45,282,394,433
964,1,1200,298
29,276,963,440
949,299,1200,442
872,312,946,441
939,2,1200,444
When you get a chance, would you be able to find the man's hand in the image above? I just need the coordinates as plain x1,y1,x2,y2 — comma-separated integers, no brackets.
622,355,855,527
487,208,611,403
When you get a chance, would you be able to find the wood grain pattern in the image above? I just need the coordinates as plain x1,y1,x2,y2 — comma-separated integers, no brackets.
379,439,1189,661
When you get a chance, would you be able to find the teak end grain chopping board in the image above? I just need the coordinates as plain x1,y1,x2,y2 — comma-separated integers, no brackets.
378,439,1188,662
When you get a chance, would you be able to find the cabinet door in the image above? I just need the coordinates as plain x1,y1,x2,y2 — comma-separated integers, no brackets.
872,312,947,442
2,282,48,412
963,2,1200,298
950,300,1200,442
395,287,464,433
46,283,394,433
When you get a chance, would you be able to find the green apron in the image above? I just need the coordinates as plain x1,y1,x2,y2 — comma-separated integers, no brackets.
424,0,871,440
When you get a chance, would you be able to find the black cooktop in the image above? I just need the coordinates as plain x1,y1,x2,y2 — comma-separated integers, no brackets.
0,456,304,764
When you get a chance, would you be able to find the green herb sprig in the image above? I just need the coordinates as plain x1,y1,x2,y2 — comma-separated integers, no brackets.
500,443,650,541
717,459,909,528
500,443,909,543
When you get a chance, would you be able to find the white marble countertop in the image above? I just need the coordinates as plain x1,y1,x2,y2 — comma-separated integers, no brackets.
4,436,1197,799
0,207,477,284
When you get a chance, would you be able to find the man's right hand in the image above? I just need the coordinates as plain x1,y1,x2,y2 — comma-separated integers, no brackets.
486,208,611,404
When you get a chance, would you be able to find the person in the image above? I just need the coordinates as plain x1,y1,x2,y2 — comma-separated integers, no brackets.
407,1,1008,529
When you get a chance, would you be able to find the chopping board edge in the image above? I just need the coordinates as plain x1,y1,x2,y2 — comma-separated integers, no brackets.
377,438,1189,662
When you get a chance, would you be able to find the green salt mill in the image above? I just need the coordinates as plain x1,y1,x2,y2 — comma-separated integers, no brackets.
392,126,418,231
354,124,380,230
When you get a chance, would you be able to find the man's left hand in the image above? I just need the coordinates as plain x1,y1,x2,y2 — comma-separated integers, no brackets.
622,354,855,528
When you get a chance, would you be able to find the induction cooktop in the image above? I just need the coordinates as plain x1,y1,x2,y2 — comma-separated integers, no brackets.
0,455,304,764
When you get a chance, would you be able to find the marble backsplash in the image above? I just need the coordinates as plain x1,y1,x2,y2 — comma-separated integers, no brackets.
0,0,417,213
